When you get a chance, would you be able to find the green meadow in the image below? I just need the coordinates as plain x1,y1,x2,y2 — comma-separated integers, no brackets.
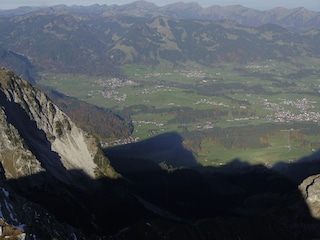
197,131,316,166
39,60,320,166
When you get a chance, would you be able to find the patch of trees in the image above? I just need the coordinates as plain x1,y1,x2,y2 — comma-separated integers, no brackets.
168,108,229,124
43,88,133,140
295,122,320,135
159,50,186,62
64,102,133,140
183,122,320,151
183,125,271,150
0,48,39,84
119,104,255,125
195,82,274,96
271,81,296,88
286,69,320,79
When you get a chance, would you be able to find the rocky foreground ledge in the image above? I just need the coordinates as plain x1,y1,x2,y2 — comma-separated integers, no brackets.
300,174,320,219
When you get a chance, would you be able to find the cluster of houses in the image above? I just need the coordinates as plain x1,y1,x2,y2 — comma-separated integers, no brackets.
264,98,320,122
95,78,137,89
180,70,206,78
193,98,229,107
102,136,140,147
246,63,274,70
92,78,137,102
144,72,163,78
91,89,127,102
133,120,164,128
144,70,206,79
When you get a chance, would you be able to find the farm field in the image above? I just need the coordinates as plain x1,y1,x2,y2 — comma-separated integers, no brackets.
39,58,320,166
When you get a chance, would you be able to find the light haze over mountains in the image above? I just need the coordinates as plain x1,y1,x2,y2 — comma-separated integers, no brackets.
1,0,320,11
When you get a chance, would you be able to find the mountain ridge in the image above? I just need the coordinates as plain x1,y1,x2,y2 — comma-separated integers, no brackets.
0,12,319,76
1,1,319,31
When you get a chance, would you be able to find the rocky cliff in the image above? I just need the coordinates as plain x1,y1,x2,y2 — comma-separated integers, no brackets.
0,67,118,184
299,174,320,219
0,67,124,238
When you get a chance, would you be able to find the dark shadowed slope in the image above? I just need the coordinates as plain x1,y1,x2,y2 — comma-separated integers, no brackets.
4,156,320,239
104,132,320,239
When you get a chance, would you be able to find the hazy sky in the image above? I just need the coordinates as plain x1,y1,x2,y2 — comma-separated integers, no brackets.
1,0,320,11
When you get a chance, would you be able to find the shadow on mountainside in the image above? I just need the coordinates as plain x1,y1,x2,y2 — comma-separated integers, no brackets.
3,132,320,239
105,132,199,169
104,132,320,239
0,90,78,185
273,149,320,184
5,169,151,237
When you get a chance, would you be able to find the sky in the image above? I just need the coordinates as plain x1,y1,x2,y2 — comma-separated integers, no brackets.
1,0,320,11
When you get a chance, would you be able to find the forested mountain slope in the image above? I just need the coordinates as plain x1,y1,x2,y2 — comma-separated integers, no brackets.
0,6,319,76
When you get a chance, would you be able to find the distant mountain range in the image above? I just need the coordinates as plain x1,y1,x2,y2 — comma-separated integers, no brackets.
1,1,319,31
0,2,319,77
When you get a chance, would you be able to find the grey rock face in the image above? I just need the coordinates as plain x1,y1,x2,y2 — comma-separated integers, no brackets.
0,67,118,184
0,67,121,238
299,174,320,219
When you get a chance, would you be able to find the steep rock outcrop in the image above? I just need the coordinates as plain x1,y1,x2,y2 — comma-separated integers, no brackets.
0,67,118,184
299,174,320,219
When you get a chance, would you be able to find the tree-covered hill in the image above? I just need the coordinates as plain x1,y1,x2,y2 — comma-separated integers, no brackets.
41,87,133,141
0,10,319,76
2,2,319,31
0,48,38,83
